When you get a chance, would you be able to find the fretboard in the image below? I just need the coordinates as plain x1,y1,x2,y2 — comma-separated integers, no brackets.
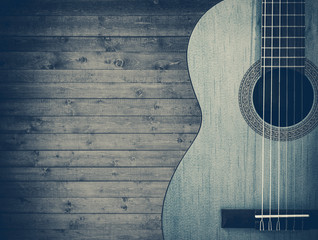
261,0,305,69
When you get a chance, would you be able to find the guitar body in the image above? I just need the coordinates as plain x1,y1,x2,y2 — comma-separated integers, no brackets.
162,0,318,239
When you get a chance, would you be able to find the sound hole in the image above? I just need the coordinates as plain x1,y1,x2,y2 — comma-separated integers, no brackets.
253,68,314,127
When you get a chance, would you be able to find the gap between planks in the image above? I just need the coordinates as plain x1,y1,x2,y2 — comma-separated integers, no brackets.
0,116,201,134
0,70,191,83
0,150,186,167
0,167,176,181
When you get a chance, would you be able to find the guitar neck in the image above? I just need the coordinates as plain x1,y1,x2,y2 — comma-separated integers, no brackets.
261,0,305,69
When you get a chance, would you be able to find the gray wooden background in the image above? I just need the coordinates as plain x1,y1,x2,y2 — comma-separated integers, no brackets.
0,0,220,239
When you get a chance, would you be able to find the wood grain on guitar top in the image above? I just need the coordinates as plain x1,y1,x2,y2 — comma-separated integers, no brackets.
163,0,318,239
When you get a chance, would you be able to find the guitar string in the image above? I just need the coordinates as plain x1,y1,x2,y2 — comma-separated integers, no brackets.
276,0,282,231
285,0,289,231
300,0,305,230
293,0,297,231
260,0,267,231
268,0,274,231
301,0,305,230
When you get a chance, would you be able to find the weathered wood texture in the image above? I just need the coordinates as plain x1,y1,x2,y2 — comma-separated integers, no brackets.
0,167,175,181
0,37,190,52
0,0,214,239
0,70,191,83
0,16,201,36
0,197,164,213
0,213,162,229
0,0,217,16
0,83,195,98
0,230,163,240
0,182,169,198
0,52,187,70
0,133,195,150
0,151,184,167
0,99,200,116
0,116,200,133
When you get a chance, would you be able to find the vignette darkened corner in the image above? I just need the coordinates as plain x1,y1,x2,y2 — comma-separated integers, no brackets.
1,0,318,240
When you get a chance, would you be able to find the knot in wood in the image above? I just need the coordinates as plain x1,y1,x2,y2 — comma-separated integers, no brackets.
41,168,50,176
121,205,128,211
65,99,72,105
177,137,183,143
135,89,143,97
32,151,40,166
104,59,112,64
64,200,73,213
147,116,154,121
33,150,40,156
105,47,116,52
34,118,44,126
114,59,125,68
111,160,118,167
154,62,168,70
49,64,55,69
86,139,93,146
154,60,181,70
102,37,112,42
154,104,160,110
77,57,88,63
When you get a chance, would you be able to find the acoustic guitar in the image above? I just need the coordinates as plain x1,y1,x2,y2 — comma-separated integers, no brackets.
163,0,318,239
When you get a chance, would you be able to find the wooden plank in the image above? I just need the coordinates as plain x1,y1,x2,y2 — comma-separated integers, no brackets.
0,99,201,116
0,133,195,151
0,213,161,230
0,37,189,52
2,0,213,2
0,70,190,83
0,116,200,134
0,83,194,99
0,52,186,70
0,1,207,240
0,15,201,36
0,151,184,167
0,197,163,214
0,182,169,197
0,167,175,181
0,0,218,16
0,229,163,240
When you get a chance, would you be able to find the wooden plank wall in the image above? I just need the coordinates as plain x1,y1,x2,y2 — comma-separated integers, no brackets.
0,0,220,239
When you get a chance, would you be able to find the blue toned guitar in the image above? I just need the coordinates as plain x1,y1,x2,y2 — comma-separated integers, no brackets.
163,0,318,239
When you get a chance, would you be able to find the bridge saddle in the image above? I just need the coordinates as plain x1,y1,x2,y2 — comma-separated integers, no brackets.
221,209,318,231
